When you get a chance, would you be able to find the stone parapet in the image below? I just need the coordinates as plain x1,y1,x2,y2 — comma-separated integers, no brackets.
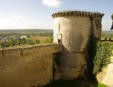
0,44,62,87
52,11,104,18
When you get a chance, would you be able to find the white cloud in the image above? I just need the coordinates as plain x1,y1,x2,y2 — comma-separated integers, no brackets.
13,15,23,18
0,15,25,29
0,15,52,29
42,0,62,8
102,21,112,31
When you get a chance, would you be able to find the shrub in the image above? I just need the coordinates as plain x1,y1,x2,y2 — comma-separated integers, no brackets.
93,41,113,74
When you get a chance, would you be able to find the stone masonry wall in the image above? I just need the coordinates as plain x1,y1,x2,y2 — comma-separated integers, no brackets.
52,11,103,80
0,44,62,87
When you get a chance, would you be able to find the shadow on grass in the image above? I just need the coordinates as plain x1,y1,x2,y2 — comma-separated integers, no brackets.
44,79,108,87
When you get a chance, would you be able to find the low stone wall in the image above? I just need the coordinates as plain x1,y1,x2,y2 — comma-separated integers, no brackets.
0,44,62,87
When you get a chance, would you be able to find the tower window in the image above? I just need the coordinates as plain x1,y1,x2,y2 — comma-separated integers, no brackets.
57,34,62,44
58,39,62,44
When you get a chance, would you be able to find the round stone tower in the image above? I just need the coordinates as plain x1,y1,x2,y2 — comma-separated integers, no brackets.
52,11,104,79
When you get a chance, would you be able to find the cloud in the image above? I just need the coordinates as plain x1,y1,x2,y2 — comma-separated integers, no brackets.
13,15,23,18
0,15,24,29
102,21,112,31
42,0,62,8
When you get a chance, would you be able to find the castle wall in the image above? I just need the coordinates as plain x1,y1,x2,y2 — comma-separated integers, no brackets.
54,16,90,79
54,16,91,52
93,17,102,39
52,11,104,79
0,44,62,87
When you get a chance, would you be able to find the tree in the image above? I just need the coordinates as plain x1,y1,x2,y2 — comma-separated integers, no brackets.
112,14,113,20
111,14,113,30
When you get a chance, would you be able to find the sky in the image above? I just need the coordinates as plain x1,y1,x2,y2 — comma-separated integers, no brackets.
0,0,112,31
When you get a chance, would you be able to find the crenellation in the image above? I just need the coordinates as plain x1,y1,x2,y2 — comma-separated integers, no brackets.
52,11,104,18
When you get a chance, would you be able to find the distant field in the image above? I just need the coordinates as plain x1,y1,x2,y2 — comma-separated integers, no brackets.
0,29,53,33
0,29,53,48
1,30,112,48
31,36,51,41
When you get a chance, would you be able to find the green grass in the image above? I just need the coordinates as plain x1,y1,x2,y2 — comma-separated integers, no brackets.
44,80,81,87
44,80,108,87
98,83,108,87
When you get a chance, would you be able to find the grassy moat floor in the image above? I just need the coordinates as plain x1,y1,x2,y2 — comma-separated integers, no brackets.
44,79,108,87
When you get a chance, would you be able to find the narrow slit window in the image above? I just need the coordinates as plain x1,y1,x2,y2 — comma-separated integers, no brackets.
58,39,62,44
57,34,62,44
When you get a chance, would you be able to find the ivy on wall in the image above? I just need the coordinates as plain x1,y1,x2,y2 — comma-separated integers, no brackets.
87,34,98,79
93,41,113,74
87,33,113,79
